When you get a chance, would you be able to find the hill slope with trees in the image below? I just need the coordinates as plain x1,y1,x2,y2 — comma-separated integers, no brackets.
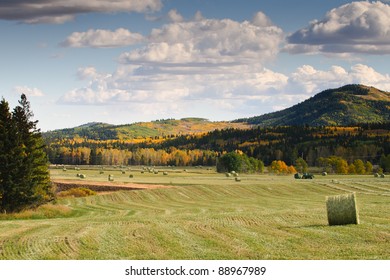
235,84,390,126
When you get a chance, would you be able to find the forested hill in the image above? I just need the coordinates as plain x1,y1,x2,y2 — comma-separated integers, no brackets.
235,84,390,126
43,118,250,141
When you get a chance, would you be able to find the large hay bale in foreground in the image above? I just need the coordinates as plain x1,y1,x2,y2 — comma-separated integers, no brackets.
326,193,359,226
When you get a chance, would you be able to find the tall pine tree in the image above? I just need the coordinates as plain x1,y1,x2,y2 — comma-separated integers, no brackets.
0,94,53,213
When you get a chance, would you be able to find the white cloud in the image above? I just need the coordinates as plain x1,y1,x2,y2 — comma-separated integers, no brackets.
13,86,45,97
0,0,162,24
288,64,390,94
61,28,145,48
58,11,286,114
252,11,274,27
120,14,284,65
59,64,288,107
286,1,390,55
167,9,184,23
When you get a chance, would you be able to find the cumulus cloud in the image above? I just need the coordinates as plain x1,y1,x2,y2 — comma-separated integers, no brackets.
59,9,285,107
286,1,390,55
0,0,162,24
167,9,184,23
119,12,284,65
288,64,390,94
59,64,288,106
61,28,145,48
13,86,45,97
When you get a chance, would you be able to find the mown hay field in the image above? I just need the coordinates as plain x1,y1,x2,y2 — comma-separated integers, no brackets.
0,166,389,260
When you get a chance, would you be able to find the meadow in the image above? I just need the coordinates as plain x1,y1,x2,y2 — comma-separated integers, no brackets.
0,166,389,260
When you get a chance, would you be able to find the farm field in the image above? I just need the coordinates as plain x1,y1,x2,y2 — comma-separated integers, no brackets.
0,166,389,260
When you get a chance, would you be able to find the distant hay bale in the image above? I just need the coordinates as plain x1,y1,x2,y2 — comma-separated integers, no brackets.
326,193,359,226
374,173,379,177
380,174,385,178
108,174,114,181
129,174,134,178
76,173,81,177
226,173,232,177
122,171,126,174
163,172,168,175
79,174,86,179
322,172,327,176
235,177,241,182
99,171,104,174
63,168,67,172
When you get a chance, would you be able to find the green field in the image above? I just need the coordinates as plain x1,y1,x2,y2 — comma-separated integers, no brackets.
0,166,389,260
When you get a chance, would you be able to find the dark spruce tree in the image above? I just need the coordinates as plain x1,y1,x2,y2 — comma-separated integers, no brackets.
0,98,16,212
0,94,53,213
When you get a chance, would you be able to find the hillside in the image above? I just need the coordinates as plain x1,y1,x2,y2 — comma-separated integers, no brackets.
43,118,250,141
236,84,390,126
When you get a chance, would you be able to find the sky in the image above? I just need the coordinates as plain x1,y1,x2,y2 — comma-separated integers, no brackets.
1,0,390,131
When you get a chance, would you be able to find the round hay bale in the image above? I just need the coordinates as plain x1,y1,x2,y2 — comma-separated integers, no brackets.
235,177,241,182
80,174,86,179
225,173,232,177
322,172,327,176
129,174,134,178
163,171,168,175
326,193,359,226
380,174,385,178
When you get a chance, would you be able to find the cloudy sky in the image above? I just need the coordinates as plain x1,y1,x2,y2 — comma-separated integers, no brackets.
1,0,390,131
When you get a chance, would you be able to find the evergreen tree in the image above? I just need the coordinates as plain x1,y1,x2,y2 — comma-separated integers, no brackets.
0,98,15,212
0,94,53,213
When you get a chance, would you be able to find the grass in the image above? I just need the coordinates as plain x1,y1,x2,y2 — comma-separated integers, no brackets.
0,167,389,260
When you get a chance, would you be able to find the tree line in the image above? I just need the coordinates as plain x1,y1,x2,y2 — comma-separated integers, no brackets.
45,123,390,171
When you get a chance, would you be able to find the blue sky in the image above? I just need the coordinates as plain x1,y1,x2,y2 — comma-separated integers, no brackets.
1,0,390,131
